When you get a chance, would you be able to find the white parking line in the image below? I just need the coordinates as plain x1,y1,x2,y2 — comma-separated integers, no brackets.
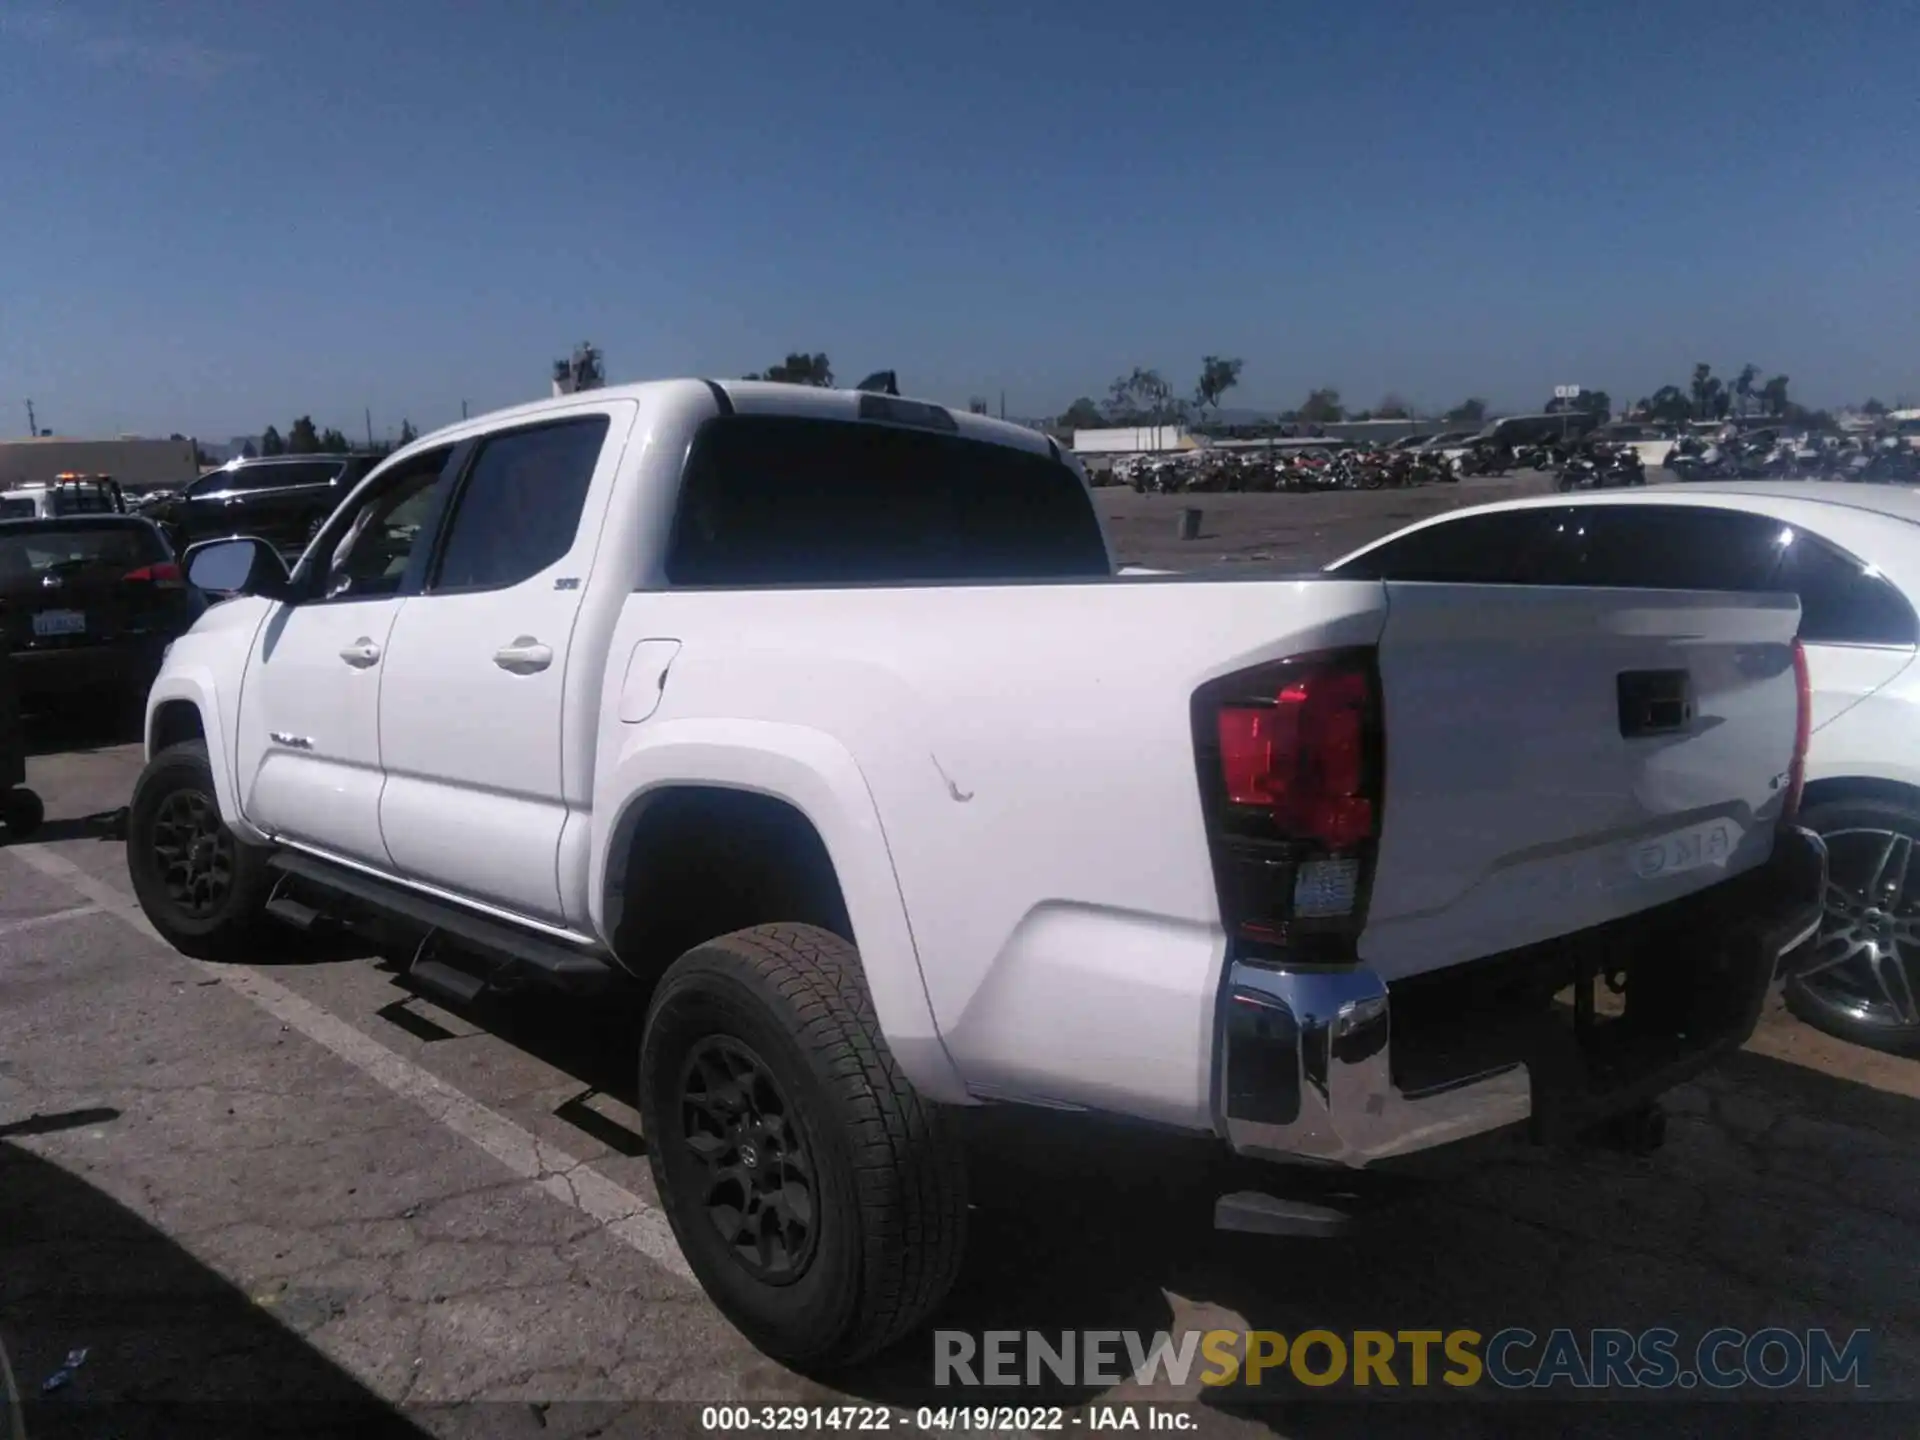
2,843,693,1283
0,902,103,938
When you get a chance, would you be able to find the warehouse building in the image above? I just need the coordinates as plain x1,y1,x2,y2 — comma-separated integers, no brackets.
0,436,200,492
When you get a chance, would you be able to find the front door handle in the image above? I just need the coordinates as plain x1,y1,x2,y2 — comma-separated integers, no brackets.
493,637,553,674
339,638,382,668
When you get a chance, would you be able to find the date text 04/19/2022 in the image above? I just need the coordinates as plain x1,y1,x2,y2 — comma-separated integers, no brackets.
699,1406,1194,1431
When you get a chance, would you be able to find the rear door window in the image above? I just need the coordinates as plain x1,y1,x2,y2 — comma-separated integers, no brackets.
1336,505,1786,591
1527,506,1785,591
1775,532,1919,646
667,416,1109,586
1331,510,1556,583
429,418,608,593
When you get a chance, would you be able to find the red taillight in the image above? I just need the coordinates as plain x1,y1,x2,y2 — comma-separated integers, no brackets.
1785,637,1811,822
124,562,184,590
1216,661,1377,849
1200,649,1383,957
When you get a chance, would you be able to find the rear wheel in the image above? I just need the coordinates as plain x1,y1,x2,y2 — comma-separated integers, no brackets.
639,924,966,1370
126,740,271,960
1785,797,1920,1056
0,787,44,839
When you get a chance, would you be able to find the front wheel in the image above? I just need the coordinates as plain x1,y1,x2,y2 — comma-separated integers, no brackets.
126,740,272,960
639,924,966,1371
1784,797,1920,1056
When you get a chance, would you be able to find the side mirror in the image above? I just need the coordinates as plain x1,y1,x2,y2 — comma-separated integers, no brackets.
184,536,290,600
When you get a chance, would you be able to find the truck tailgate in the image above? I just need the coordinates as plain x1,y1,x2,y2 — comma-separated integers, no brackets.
1362,583,1801,980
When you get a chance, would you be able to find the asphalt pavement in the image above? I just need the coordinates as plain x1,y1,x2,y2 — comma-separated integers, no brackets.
6,479,1920,1436
1096,470,1567,571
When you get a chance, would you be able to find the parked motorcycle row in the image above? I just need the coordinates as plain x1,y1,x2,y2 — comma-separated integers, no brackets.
1113,446,1462,494
1666,432,1920,485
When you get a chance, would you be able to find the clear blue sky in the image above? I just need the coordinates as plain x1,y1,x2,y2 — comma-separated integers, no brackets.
1,0,1912,441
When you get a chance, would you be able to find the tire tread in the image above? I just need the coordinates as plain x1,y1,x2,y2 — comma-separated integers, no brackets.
650,923,965,1366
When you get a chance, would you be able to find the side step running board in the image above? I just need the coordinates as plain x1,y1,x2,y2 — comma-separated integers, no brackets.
266,851,617,995
1214,1191,1352,1238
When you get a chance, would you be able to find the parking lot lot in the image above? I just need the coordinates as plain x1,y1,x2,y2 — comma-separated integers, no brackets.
7,476,1920,1437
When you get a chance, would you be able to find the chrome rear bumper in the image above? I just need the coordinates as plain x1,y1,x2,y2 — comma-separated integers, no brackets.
1215,825,1827,1168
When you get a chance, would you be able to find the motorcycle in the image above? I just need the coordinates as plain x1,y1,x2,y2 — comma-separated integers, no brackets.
1556,445,1643,491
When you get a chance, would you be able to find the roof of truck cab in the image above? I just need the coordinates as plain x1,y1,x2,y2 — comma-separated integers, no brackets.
409,380,1060,462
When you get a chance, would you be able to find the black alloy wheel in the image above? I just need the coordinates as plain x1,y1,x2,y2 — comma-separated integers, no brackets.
149,787,235,918
679,1035,819,1282
126,739,270,960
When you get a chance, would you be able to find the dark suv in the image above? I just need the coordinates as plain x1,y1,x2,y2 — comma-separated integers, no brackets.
145,453,380,559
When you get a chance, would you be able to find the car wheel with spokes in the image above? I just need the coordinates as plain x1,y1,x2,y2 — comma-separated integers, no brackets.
639,924,966,1371
126,739,271,961
1784,797,1920,1056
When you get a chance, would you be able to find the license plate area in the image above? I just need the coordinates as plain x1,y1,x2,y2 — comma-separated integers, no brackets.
32,609,86,637
1388,873,1775,1110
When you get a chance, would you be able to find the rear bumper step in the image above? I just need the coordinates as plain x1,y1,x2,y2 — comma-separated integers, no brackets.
265,851,617,996
1216,824,1827,1167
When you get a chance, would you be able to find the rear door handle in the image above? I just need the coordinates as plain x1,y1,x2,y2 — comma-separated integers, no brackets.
339,638,381,668
493,637,553,674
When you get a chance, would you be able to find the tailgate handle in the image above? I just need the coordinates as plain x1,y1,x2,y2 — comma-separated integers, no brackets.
1618,669,1693,738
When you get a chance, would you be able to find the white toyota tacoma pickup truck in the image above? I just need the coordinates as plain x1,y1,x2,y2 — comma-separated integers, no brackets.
132,380,1825,1368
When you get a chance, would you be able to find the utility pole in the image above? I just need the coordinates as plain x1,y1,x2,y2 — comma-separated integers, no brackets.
461,399,468,420
25,399,36,436
999,390,1006,421
365,407,374,450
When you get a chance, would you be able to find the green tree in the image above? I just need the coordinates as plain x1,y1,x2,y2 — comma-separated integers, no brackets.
1733,363,1760,417
260,425,285,456
1444,397,1488,427
1759,375,1791,418
1644,386,1691,425
317,427,350,454
1193,355,1244,417
1374,392,1412,420
1058,397,1104,430
286,416,320,454
1689,363,1727,421
746,352,833,386
1104,367,1183,425
1298,387,1344,425
1863,398,1889,417
398,418,419,445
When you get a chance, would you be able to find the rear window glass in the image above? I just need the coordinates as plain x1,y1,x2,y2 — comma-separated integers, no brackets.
0,523,165,580
666,416,1109,586
0,498,35,520
1776,532,1919,646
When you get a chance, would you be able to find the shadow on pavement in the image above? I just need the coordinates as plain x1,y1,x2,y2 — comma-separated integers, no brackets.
280,952,1920,1429
2,1137,427,1438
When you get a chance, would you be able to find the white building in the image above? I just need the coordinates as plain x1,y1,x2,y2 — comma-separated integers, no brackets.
1071,425,1203,456
0,435,200,492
